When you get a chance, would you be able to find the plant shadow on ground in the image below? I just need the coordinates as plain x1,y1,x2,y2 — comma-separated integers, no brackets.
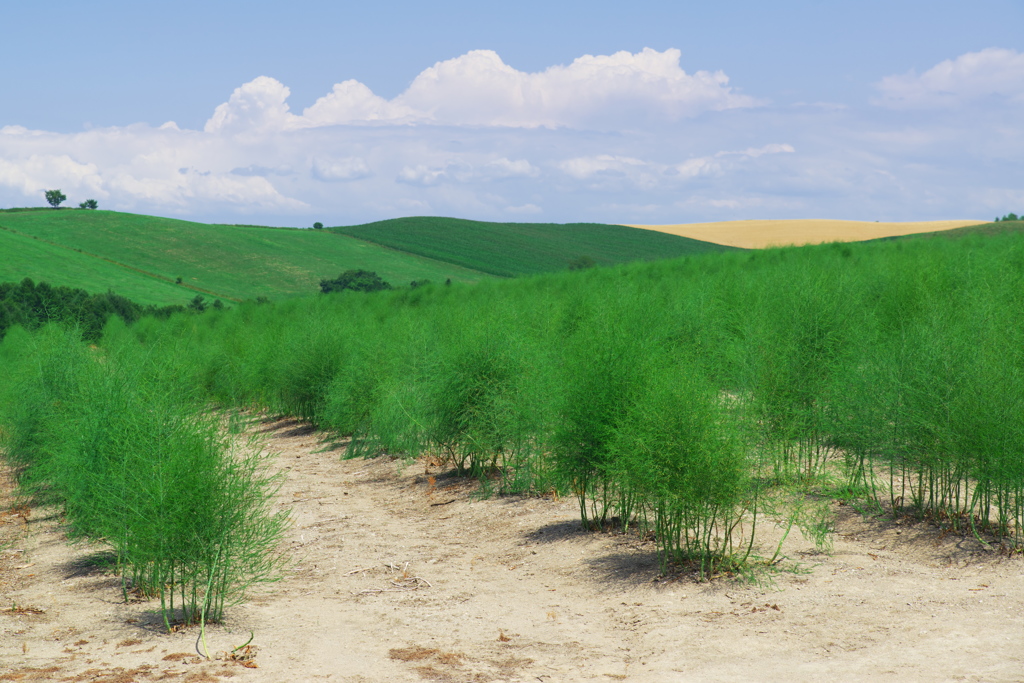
257,417,317,438
582,550,662,587
830,502,1012,567
61,549,118,579
523,519,588,544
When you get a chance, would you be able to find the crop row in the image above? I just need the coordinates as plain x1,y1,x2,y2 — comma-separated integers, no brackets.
3,229,1024,603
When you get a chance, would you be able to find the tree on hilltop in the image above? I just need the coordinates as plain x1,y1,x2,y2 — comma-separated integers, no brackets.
44,189,66,208
79,199,99,210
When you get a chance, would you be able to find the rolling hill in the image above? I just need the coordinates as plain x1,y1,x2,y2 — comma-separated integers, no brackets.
0,210,491,305
0,210,735,304
332,216,738,277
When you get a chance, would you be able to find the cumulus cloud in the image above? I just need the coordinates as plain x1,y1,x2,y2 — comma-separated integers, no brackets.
302,80,420,126
205,76,301,135
874,48,1024,108
0,154,104,196
388,48,756,128
205,48,756,134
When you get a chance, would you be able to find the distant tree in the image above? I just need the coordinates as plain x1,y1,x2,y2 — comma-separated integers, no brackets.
188,295,207,312
313,222,324,230
78,199,99,210
44,189,66,209
319,269,392,294
410,279,432,289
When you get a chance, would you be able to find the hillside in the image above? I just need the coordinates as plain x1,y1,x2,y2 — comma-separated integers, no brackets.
0,210,490,305
332,216,737,277
0,226,190,303
882,220,1024,242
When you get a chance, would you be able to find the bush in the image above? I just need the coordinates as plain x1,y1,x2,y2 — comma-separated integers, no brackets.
319,270,392,294
0,327,287,628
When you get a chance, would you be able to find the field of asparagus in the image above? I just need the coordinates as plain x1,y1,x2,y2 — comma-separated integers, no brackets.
3,224,1024,640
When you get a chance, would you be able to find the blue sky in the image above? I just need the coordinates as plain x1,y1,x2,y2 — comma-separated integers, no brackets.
1,0,1021,225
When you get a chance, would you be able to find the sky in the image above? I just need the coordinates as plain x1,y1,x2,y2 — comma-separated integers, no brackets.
0,0,1022,226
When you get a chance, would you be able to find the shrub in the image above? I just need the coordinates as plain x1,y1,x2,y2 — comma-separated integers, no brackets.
319,270,392,294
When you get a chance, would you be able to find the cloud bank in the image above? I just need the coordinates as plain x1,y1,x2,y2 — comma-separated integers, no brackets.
874,47,1024,108
0,48,1020,224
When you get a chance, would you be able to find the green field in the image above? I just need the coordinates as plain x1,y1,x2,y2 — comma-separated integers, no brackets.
0,226,192,303
0,210,491,305
888,219,1024,242
0,209,733,305
333,216,738,277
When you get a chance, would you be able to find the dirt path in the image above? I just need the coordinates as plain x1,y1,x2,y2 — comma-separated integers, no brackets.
3,417,1024,682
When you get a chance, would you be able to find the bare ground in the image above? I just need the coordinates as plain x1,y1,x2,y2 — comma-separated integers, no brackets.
3,417,1024,682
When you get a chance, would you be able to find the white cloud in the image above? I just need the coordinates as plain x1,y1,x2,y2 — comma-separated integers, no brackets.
302,80,419,126
557,145,793,186
397,164,448,186
0,154,104,196
722,143,795,158
558,154,650,180
311,157,371,182
205,76,301,135
482,158,538,179
205,48,756,133
874,48,1024,108
388,48,756,128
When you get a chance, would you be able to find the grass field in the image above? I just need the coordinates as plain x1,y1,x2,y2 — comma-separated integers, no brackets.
0,210,490,304
882,220,1024,241
333,216,737,277
0,227,192,304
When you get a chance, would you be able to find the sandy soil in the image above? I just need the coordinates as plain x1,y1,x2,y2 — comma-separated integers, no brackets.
626,220,985,249
4,417,1024,682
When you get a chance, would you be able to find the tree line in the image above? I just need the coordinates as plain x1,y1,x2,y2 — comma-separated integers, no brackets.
0,278,187,341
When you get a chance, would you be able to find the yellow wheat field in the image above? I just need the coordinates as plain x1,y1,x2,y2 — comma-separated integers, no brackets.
626,219,985,249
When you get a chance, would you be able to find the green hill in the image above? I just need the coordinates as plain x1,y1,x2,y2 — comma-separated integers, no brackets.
0,225,191,303
0,210,736,305
0,209,490,305
332,216,739,277
875,220,1024,243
